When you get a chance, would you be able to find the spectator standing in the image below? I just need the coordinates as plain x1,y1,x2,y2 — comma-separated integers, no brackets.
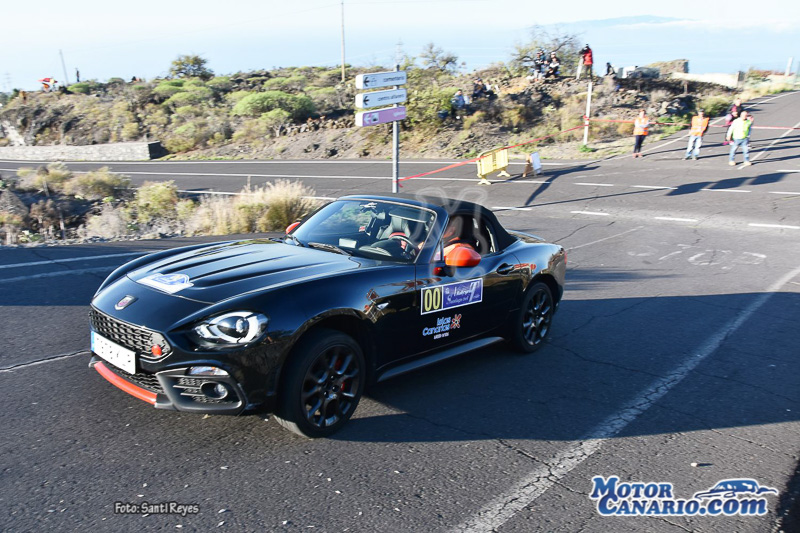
75,68,80,83
577,44,593,79
723,98,744,145
532,49,547,80
727,110,754,166
684,109,709,160
632,109,649,158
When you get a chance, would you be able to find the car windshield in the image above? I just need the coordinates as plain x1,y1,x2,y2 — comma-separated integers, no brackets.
289,199,437,263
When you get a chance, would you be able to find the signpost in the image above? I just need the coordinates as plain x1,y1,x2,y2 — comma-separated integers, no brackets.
355,71,407,90
354,68,407,193
355,88,407,109
355,106,407,127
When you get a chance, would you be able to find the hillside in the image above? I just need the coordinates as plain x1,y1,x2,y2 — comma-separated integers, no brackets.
0,63,738,162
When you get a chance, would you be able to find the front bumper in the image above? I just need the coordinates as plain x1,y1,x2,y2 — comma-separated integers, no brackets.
89,356,249,415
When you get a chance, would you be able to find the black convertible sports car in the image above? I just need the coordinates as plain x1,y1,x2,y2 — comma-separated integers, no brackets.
89,194,566,437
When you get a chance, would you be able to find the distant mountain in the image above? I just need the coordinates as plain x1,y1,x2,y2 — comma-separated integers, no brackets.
545,16,685,29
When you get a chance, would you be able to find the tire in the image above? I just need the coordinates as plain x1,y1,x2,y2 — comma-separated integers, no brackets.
274,329,365,438
508,281,554,353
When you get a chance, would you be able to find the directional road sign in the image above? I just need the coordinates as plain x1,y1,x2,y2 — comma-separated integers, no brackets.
356,106,407,127
355,88,407,109
355,71,407,90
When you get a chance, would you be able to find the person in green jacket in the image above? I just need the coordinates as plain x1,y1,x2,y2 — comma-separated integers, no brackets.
727,111,754,166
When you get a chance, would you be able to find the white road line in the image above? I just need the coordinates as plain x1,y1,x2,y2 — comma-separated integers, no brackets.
631,185,678,190
0,160,570,167
0,266,115,283
776,170,800,173
0,251,146,270
700,188,751,193
0,351,88,374
748,223,800,230
453,264,800,533
566,227,644,250
768,191,800,195
492,206,532,211
749,118,800,163
654,217,698,222
575,182,613,187
570,211,609,216
754,91,798,104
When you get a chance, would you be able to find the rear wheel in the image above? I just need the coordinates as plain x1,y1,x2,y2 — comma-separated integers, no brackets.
508,281,554,353
275,329,364,438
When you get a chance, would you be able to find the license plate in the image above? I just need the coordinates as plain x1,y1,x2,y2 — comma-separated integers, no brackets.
92,331,136,374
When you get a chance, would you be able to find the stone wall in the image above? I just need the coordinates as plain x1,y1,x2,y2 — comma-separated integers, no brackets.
669,72,744,89
0,141,165,161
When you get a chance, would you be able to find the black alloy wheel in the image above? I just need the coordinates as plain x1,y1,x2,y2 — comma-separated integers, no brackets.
509,281,554,353
275,329,364,438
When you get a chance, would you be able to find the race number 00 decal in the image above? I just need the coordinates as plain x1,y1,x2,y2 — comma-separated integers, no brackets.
422,286,443,313
421,279,483,315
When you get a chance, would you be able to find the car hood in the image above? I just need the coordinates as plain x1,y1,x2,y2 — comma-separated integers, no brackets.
126,239,363,304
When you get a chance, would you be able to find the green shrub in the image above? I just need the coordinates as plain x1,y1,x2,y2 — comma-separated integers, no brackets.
698,95,730,117
17,163,73,193
68,82,91,94
307,87,340,115
163,89,212,108
135,181,179,223
207,76,233,92
164,121,209,153
263,77,289,91
232,91,314,120
63,167,131,200
153,83,184,99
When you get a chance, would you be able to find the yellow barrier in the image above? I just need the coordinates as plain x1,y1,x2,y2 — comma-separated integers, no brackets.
475,148,511,185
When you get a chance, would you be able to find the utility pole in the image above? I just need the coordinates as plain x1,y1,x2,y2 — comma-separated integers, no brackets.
59,49,70,85
340,0,346,82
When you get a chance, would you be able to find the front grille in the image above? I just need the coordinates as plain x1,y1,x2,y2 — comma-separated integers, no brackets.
103,361,164,394
89,308,171,358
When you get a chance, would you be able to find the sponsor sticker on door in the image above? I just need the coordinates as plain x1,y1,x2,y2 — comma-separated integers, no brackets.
421,279,482,314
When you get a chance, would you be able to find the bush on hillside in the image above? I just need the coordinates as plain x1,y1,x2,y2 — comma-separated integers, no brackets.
135,181,179,223
68,83,91,95
231,91,314,120
62,167,131,200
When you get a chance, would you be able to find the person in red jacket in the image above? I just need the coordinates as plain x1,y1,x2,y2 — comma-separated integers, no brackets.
577,44,593,79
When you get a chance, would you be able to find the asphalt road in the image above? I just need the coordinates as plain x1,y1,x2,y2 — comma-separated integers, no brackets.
1,91,799,532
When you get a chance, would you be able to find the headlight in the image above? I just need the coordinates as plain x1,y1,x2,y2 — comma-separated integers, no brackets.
193,311,268,348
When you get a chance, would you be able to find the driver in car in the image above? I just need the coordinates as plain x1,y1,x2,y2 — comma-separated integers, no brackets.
442,216,476,258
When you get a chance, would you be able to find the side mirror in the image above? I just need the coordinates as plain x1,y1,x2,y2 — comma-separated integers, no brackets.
445,246,481,267
286,221,301,234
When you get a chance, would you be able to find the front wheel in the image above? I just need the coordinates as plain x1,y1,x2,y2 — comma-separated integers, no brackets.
508,281,554,353
275,329,365,438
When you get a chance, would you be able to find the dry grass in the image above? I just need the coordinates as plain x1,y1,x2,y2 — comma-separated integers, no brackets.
187,179,319,236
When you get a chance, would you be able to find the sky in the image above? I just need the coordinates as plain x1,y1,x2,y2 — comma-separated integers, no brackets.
1,0,799,90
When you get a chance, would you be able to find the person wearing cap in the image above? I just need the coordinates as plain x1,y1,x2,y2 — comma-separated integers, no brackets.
726,110,754,166
577,44,593,79
684,109,709,160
